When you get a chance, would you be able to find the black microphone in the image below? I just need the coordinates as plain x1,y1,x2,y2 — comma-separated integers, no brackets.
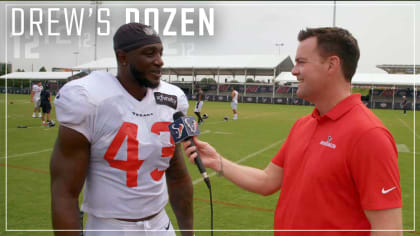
169,111,211,189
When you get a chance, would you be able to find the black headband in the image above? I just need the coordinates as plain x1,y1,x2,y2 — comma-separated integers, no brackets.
113,23,162,52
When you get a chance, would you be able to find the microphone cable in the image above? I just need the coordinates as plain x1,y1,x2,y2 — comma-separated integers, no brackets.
189,142,213,236
171,112,214,235
79,210,84,236
206,180,214,236
200,168,213,236
194,152,213,236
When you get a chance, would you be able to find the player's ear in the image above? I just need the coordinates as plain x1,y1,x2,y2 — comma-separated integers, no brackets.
116,50,128,67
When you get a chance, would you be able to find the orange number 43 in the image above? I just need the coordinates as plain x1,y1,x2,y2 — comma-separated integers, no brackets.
104,121,174,187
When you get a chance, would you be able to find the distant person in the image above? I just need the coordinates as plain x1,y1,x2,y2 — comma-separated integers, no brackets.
183,27,402,235
40,84,54,127
194,87,204,124
50,23,193,236
231,87,240,120
31,81,43,118
401,95,408,115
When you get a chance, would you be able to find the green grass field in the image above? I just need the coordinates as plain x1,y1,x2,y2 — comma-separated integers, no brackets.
0,93,418,235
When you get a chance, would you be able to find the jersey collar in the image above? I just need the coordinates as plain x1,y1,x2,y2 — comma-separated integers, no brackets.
312,94,362,121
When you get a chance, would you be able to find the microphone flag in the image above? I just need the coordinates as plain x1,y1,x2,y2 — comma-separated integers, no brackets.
168,116,200,144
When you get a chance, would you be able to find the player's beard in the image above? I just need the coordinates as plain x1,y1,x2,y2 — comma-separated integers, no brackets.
129,64,159,89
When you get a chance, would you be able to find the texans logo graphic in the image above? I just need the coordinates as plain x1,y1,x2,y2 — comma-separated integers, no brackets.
177,124,184,138
171,123,184,139
185,118,197,133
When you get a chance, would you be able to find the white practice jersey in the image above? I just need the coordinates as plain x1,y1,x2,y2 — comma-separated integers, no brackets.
55,71,189,219
232,90,238,104
32,84,43,100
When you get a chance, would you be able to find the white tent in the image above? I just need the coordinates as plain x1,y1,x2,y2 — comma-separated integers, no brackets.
74,54,294,77
0,72,76,80
0,71,87,94
73,58,117,70
276,72,420,87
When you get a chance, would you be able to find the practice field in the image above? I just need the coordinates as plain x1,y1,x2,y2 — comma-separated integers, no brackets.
0,93,418,235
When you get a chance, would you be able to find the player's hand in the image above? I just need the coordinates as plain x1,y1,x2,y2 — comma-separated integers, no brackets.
183,136,220,171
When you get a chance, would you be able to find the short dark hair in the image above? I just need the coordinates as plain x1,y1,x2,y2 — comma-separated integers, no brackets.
298,27,360,82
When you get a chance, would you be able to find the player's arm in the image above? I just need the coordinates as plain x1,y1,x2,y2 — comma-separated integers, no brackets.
30,90,34,102
166,144,193,236
184,137,283,195
364,208,402,236
50,125,90,236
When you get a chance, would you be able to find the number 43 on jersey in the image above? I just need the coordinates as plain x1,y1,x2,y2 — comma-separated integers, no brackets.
104,121,174,187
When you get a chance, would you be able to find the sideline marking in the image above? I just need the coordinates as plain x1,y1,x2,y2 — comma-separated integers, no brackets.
200,130,211,135
214,131,232,135
398,118,420,139
0,148,52,159
193,138,285,185
199,130,232,135
0,163,48,174
396,144,410,153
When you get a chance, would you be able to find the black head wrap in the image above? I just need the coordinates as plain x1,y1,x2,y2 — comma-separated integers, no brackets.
113,23,161,52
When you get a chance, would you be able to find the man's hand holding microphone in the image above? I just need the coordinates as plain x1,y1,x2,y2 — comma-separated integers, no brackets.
168,111,220,189
183,137,223,176
169,111,223,233
168,111,223,179
169,111,281,196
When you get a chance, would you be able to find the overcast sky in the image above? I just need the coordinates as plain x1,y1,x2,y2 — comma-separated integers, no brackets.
0,1,418,75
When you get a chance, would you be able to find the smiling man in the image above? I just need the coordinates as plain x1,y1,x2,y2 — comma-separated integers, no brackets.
183,27,402,235
50,23,193,236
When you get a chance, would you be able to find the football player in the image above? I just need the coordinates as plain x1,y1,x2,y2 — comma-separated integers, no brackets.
31,81,43,118
194,87,204,124
50,23,193,236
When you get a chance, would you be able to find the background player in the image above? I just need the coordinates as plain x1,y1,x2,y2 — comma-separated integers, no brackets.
231,87,240,120
31,81,43,118
40,84,54,126
194,87,204,124
401,95,408,115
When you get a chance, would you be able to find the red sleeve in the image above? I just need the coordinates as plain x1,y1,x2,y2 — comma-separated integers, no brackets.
349,127,402,210
271,141,288,167
271,121,299,167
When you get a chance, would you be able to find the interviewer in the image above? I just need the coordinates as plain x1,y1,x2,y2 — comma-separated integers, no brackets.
183,27,402,236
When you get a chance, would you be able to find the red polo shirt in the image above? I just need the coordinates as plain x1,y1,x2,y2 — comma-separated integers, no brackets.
272,94,401,235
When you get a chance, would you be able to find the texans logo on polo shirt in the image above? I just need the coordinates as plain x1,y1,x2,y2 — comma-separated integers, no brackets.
320,136,336,149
